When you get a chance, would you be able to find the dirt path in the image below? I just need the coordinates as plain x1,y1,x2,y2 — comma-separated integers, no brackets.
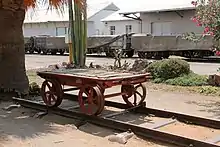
1,83,220,147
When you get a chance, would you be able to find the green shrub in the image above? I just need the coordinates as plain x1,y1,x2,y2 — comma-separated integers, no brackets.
165,73,208,86
147,58,190,80
153,78,164,83
146,61,162,79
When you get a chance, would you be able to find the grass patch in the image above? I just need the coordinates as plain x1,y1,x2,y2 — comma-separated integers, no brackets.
164,73,208,86
26,69,44,95
199,86,220,96
26,69,43,85
150,73,220,96
152,73,208,87
148,82,220,97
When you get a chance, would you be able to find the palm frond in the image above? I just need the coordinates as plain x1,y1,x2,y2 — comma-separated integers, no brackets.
24,0,37,10
24,0,69,15
41,0,68,15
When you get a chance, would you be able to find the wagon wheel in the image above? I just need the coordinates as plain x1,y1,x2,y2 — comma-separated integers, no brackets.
41,79,63,107
121,83,147,107
78,85,104,115
84,85,105,115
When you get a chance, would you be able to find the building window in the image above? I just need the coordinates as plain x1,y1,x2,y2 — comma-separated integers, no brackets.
56,27,67,36
125,25,132,33
110,26,115,35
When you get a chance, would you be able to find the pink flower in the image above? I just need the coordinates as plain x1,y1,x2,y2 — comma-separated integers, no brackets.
191,1,198,6
216,51,220,56
210,31,214,36
197,22,202,26
204,27,210,33
191,17,197,22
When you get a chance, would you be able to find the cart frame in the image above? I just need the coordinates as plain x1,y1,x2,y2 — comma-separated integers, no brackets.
37,69,151,115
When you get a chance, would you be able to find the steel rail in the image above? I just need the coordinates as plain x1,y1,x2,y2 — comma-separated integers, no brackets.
12,97,220,147
63,93,220,129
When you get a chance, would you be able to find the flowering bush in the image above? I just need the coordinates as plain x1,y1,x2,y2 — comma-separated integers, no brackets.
191,0,220,41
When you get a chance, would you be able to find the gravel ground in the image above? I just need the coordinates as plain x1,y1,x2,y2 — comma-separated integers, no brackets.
25,54,220,75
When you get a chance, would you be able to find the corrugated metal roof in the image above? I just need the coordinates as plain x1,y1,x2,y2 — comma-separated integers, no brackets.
116,0,195,14
24,0,115,23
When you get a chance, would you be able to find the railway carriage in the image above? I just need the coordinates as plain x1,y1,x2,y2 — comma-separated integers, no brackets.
132,34,215,59
24,33,217,59
24,35,68,55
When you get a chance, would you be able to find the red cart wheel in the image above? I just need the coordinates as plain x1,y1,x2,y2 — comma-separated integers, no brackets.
121,83,147,107
78,85,104,115
41,79,63,107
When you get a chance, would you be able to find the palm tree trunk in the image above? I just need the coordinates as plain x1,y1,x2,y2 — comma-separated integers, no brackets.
82,0,87,66
0,4,29,94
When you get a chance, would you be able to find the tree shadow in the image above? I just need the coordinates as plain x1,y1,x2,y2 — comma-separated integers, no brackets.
0,100,117,145
0,102,66,142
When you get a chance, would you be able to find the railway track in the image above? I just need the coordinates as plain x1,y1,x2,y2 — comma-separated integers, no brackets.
12,93,220,147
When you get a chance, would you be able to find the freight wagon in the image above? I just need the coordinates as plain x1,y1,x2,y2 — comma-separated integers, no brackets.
131,33,216,59
86,33,134,57
24,33,217,59
25,33,134,57
25,35,68,55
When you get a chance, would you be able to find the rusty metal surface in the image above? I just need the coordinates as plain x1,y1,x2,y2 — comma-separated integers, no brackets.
46,36,68,50
87,34,127,49
37,69,150,114
78,85,105,115
132,34,214,52
41,79,63,108
87,35,118,48
37,69,151,81
121,83,147,107
87,33,135,49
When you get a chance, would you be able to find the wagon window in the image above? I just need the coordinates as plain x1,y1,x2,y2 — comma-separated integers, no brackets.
56,27,67,36
110,26,115,35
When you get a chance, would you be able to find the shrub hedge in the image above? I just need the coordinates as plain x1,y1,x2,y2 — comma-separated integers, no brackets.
147,58,190,80
146,58,208,86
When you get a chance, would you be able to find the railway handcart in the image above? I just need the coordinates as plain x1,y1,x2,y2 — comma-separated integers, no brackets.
37,69,151,115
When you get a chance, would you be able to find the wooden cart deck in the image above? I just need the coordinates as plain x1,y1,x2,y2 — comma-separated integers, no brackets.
37,68,151,116
37,68,150,81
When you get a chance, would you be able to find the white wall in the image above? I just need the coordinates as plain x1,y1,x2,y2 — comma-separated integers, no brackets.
23,21,95,37
140,9,203,35
102,20,141,35
88,3,119,35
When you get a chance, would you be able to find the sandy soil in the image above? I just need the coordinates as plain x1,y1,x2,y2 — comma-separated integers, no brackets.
159,121,220,141
0,101,171,147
